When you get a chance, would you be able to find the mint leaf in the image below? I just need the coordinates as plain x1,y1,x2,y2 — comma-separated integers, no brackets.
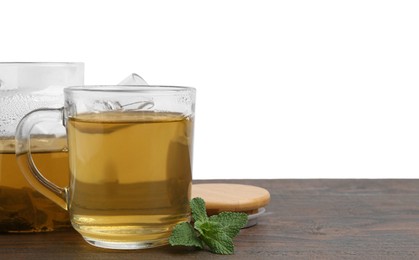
169,222,203,248
190,197,208,222
169,197,248,255
195,220,235,255
209,212,248,238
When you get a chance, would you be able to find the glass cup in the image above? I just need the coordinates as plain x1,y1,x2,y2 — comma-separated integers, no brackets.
0,62,84,232
15,85,195,249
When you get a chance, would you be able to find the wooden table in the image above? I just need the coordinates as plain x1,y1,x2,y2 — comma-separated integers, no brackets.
2,179,419,259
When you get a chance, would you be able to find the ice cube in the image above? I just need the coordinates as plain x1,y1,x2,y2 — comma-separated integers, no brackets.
92,100,123,111
87,74,153,113
118,73,148,85
90,100,154,112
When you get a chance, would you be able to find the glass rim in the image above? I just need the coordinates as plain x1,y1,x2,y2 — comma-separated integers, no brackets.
64,85,195,93
0,62,83,66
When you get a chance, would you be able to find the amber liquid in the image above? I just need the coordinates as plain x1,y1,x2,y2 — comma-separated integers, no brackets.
0,138,70,232
67,111,193,246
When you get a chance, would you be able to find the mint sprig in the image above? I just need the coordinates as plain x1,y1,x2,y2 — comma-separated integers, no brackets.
169,197,248,255
169,222,204,248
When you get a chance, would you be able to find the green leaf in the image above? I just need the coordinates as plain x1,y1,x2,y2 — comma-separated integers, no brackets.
169,198,247,255
195,220,235,255
190,197,208,222
209,212,248,238
169,222,203,248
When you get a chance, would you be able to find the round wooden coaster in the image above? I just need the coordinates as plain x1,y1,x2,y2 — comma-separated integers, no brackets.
191,183,270,216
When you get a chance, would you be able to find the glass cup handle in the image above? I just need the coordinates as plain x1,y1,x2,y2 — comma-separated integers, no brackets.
15,107,68,210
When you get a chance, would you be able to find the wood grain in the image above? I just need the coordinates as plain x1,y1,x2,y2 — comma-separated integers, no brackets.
2,179,419,259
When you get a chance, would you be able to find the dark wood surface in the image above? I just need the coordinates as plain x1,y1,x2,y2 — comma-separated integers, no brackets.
2,179,419,259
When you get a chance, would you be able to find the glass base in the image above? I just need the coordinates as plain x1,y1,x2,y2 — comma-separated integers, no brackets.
83,236,168,250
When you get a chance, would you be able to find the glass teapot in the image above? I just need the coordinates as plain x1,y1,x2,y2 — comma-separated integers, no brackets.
0,62,84,232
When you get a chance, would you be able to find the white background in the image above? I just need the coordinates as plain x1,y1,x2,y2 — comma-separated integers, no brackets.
1,0,419,179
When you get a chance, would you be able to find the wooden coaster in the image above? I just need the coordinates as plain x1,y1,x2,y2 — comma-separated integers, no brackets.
191,183,270,216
